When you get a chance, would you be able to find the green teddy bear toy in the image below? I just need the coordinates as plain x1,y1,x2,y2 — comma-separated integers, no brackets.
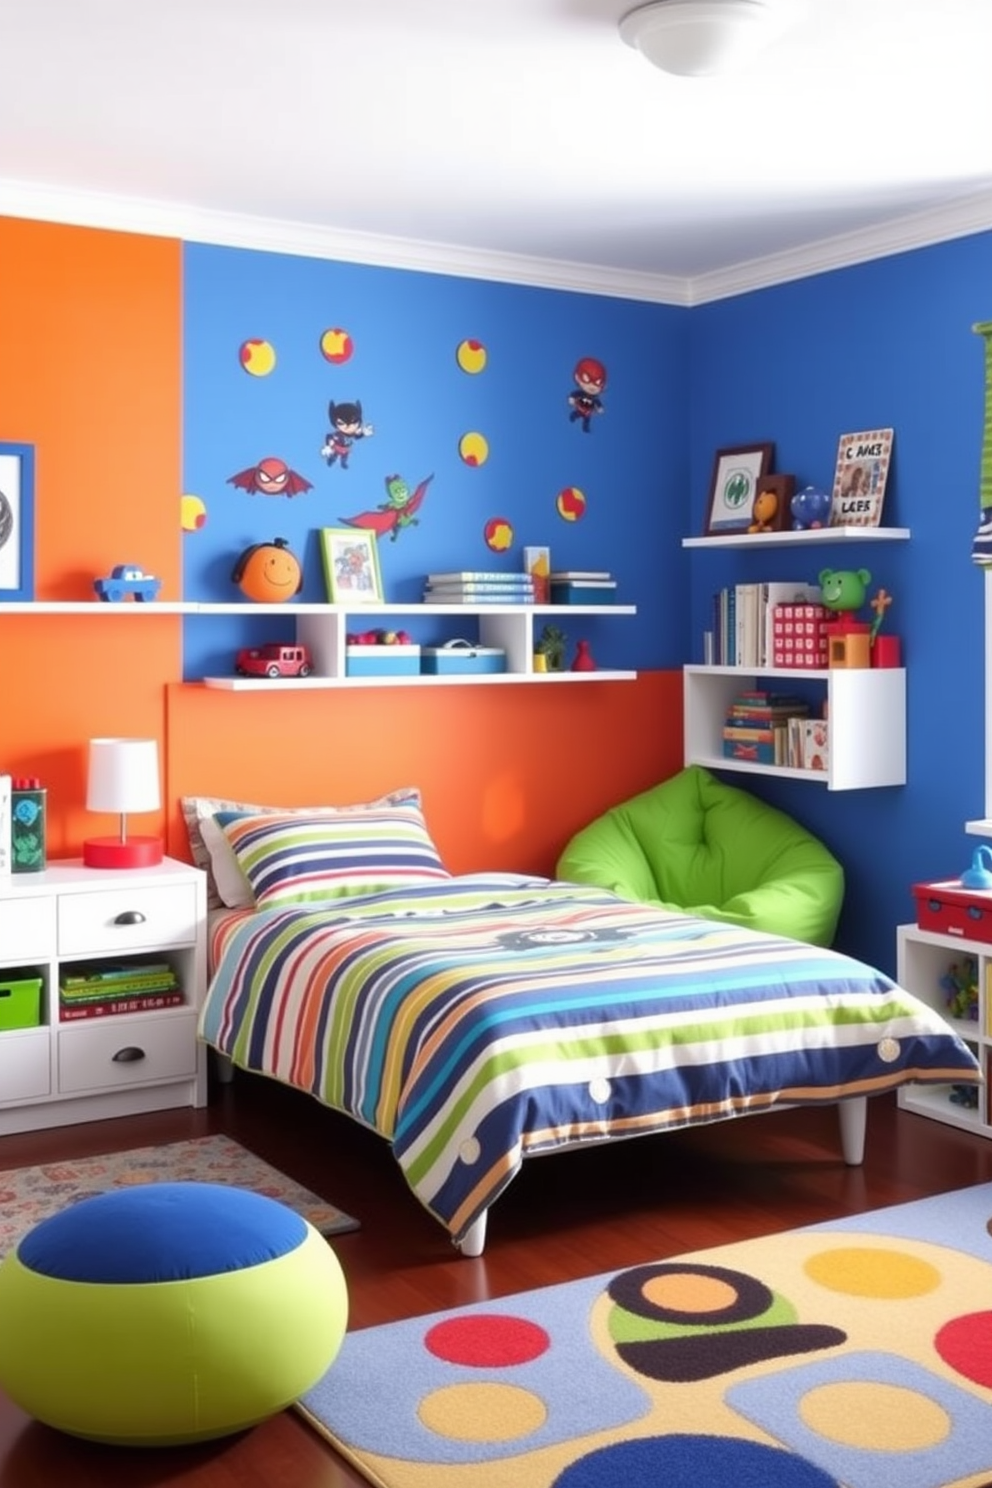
819,567,871,615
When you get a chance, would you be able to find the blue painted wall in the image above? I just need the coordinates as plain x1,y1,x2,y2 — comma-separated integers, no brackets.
688,231,992,971
179,229,992,976
181,244,691,679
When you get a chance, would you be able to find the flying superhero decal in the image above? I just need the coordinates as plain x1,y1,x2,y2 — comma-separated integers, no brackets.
340,473,434,541
567,356,607,433
321,399,374,470
227,457,313,497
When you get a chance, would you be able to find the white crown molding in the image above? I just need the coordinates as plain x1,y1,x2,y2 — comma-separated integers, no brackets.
1,176,991,307
0,179,691,305
688,188,992,304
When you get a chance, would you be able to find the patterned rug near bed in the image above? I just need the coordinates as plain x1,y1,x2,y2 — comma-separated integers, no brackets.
300,1182,992,1488
0,1134,359,1256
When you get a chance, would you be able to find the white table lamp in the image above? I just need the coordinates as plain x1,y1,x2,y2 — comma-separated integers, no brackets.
83,737,163,868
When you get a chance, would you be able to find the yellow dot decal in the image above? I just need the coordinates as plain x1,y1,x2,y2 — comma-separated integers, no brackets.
239,338,276,376
804,1246,940,1298
457,339,487,374
556,486,586,521
459,431,489,467
320,327,354,364
180,493,206,532
799,1381,949,1451
641,1272,740,1314
418,1383,546,1442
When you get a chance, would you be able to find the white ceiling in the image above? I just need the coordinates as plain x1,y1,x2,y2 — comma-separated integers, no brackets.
3,0,992,302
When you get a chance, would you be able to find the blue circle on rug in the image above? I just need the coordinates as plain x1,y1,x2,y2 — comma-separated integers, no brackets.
17,1182,306,1282
553,1434,841,1487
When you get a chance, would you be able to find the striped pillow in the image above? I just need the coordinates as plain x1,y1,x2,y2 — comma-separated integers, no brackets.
214,803,451,908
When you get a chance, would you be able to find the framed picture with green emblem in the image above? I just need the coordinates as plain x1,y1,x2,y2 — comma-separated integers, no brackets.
704,443,774,536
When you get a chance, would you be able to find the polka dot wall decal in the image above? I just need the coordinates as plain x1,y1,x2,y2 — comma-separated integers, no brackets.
459,431,489,466
239,338,276,376
320,328,354,364
180,493,206,531
556,485,586,521
456,339,487,373
484,517,513,551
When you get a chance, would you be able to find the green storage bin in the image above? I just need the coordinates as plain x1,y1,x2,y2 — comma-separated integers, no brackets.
0,974,42,1031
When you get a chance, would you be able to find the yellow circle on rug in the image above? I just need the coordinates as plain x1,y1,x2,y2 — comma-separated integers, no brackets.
799,1380,949,1450
418,1382,546,1441
803,1246,940,1298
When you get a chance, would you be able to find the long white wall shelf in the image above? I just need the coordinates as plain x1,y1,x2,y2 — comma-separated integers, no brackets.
682,526,910,550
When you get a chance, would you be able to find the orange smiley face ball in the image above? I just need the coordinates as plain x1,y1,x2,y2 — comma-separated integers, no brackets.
232,538,302,603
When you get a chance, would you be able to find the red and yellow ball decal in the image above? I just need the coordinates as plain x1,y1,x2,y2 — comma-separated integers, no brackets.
320,328,354,365
484,517,513,552
180,494,207,532
556,485,587,521
456,339,487,374
239,339,276,376
459,432,489,467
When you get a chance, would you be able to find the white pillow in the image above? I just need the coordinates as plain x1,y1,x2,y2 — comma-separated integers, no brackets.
180,788,424,910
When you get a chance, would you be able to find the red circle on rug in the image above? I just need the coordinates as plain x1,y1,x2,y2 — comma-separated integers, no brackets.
424,1314,550,1368
935,1310,992,1388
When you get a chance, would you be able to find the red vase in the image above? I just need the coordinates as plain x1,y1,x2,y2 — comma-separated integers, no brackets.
571,639,596,671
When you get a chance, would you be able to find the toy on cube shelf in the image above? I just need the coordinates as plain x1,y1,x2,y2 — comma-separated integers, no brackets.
940,956,979,1021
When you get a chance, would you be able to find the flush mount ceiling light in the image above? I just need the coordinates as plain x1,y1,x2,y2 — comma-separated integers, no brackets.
619,0,783,77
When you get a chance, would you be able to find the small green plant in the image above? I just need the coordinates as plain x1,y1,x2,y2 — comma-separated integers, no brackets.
536,624,567,671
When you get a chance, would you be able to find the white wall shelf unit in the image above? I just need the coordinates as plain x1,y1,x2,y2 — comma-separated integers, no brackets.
684,664,906,790
682,527,910,550
203,602,637,690
896,922,988,1137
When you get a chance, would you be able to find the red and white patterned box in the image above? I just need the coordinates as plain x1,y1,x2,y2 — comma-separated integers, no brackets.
772,603,829,669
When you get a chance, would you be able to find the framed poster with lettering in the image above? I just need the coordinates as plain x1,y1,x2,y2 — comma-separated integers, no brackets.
829,428,894,528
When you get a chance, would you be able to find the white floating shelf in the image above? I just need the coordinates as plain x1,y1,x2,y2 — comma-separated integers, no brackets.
682,527,910,549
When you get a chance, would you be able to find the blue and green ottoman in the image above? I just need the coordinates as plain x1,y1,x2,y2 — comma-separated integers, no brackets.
0,1181,348,1445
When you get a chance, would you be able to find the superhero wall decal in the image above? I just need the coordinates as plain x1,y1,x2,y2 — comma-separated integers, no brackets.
227,457,314,497
321,400,374,470
567,356,607,433
339,473,434,542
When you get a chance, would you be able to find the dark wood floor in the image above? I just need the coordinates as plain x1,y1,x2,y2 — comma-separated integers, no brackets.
1,1072,991,1486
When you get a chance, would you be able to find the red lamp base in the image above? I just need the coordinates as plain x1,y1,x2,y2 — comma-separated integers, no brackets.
83,836,164,869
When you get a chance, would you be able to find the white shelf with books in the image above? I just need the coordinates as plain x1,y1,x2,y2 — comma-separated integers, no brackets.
683,664,906,790
682,527,910,550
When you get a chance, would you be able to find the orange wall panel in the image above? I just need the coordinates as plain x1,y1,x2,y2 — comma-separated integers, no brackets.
0,219,182,850
165,673,683,876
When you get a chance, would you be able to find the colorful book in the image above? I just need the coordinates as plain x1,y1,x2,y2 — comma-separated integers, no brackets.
61,960,173,987
523,546,551,604
549,571,613,581
60,971,179,1002
426,571,533,584
60,991,185,1021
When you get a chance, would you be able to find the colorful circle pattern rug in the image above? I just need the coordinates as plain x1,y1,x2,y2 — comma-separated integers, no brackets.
299,1181,992,1488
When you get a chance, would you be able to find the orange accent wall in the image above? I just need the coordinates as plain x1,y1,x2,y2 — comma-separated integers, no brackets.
0,217,182,854
165,674,683,876
0,215,682,869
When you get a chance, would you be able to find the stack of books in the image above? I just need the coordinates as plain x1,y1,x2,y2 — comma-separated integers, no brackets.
549,570,617,604
59,960,183,1021
722,690,810,765
422,571,535,604
711,581,821,668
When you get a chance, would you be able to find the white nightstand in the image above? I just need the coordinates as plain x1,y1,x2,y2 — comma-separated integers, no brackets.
0,856,207,1134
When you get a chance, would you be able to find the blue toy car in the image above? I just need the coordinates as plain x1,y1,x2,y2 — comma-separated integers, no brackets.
93,564,162,603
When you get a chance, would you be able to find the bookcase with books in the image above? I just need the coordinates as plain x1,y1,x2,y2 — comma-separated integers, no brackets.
0,857,207,1134
683,530,909,790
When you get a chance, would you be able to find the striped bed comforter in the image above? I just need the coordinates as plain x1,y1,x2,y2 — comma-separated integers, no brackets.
198,875,981,1244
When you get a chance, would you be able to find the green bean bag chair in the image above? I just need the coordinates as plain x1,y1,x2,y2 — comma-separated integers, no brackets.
556,765,843,946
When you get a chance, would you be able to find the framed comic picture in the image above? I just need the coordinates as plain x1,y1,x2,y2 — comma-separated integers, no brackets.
319,527,384,603
0,442,35,600
704,443,774,535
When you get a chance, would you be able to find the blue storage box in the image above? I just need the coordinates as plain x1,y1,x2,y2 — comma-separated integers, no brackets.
421,641,506,675
550,582,617,605
346,644,421,677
